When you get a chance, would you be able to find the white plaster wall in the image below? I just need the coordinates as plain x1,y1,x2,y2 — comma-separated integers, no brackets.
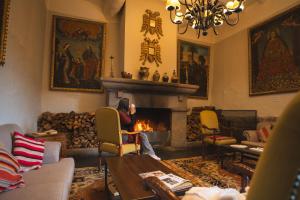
41,0,122,113
213,30,298,117
123,0,178,79
0,0,46,131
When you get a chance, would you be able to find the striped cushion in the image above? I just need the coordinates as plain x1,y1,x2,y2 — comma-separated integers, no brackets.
12,132,45,172
0,148,25,192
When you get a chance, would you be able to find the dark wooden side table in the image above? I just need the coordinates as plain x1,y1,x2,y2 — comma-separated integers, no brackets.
105,155,188,200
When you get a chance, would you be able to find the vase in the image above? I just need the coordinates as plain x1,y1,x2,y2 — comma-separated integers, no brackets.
162,73,169,82
138,66,150,80
152,70,160,82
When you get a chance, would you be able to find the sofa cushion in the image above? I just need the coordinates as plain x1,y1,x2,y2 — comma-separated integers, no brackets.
0,124,22,153
12,132,45,172
0,148,25,192
0,158,74,200
241,140,265,148
257,125,272,143
0,182,69,200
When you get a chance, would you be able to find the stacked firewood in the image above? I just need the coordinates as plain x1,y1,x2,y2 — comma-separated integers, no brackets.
186,114,201,142
37,112,98,148
186,106,216,142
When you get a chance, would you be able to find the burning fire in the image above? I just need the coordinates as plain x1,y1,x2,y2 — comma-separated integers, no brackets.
134,120,153,132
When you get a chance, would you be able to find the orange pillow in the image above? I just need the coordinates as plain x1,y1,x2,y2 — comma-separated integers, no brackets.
257,125,272,142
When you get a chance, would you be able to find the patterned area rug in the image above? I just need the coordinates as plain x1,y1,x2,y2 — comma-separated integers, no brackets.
161,157,241,190
69,157,241,200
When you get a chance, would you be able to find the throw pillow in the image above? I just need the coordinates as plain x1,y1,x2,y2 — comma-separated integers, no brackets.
0,148,25,192
12,132,45,172
257,125,272,143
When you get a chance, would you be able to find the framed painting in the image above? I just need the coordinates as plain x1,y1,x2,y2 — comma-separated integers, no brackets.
50,15,106,93
0,0,10,66
249,5,300,96
177,40,210,98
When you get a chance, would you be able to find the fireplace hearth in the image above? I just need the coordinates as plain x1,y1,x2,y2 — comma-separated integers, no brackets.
134,107,171,146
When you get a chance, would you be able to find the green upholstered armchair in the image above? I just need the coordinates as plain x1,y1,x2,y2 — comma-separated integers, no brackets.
95,107,140,167
247,93,300,200
199,110,236,156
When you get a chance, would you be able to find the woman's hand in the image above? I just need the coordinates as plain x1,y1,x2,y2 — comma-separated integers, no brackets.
129,104,136,115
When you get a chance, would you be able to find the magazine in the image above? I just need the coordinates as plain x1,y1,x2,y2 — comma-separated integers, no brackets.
139,171,192,192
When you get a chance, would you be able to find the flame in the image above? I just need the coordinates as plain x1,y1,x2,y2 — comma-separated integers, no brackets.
134,120,154,132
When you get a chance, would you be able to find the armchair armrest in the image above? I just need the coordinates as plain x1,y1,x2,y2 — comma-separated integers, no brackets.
121,130,140,135
43,141,61,164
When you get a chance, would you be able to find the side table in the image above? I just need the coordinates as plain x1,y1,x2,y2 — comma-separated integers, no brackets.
25,132,67,157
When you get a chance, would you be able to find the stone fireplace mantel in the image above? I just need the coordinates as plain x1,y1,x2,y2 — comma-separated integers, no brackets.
101,77,199,95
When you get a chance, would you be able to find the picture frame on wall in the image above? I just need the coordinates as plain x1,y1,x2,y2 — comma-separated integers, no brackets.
0,0,11,66
177,40,210,99
50,15,106,93
249,5,300,96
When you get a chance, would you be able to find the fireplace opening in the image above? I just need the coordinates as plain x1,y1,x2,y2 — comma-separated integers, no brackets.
134,107,171,146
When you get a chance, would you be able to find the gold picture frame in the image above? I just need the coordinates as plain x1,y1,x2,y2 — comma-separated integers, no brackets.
249,5,300,96
177,40,210,99
50,15,106,93
0,0,11,66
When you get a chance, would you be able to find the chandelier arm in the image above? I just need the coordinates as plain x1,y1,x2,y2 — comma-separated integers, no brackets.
178,22,189,34
169,11,178,24
212,25,218,35
197,29,201,38
184,0,194,13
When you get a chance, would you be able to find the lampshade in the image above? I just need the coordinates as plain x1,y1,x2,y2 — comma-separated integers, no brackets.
166,0,180,11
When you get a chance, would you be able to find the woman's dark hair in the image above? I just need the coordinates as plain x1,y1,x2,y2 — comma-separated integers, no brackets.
117,98,129,112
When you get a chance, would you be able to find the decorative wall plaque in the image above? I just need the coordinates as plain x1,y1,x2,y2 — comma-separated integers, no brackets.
140,37,162,66
141,9,163,39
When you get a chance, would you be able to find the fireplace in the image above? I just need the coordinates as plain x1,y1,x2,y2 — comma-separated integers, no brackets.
134,107,171,146
102,77,199,147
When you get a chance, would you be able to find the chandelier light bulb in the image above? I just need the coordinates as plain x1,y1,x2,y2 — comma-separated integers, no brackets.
185,9,193,20
166,0,180,11
174,12,184,24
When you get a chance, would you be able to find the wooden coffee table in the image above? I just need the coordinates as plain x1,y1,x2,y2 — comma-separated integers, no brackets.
105,155,184,200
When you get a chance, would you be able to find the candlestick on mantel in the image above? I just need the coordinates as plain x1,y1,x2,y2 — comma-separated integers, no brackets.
110,55,114,78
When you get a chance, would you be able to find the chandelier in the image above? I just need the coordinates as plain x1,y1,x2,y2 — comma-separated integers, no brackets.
165,0,245,37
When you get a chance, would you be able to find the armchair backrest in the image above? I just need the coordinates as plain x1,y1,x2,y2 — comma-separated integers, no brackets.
199,110,219,134
247,93,300,199
95,107,122,145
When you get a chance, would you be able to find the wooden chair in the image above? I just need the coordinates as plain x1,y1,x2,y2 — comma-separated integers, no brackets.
199,110,236,158
95,107,140,168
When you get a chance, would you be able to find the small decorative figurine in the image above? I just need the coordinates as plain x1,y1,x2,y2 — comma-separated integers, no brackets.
171,69,179,83
152,70,160,82
139,66,150,80
162,73,169,82
121,71,133,79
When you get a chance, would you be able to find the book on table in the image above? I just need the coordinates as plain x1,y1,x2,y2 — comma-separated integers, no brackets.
139,170,193,192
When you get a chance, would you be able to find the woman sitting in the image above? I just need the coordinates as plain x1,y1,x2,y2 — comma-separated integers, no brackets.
117,98,161,160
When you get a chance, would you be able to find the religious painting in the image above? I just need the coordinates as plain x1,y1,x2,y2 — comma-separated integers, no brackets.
0,0,10,66
50,15,106,93
249,6,300,96
178,40,210,99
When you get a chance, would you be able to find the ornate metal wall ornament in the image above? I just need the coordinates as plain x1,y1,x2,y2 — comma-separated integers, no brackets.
141,9,163,39
140,37,162,66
